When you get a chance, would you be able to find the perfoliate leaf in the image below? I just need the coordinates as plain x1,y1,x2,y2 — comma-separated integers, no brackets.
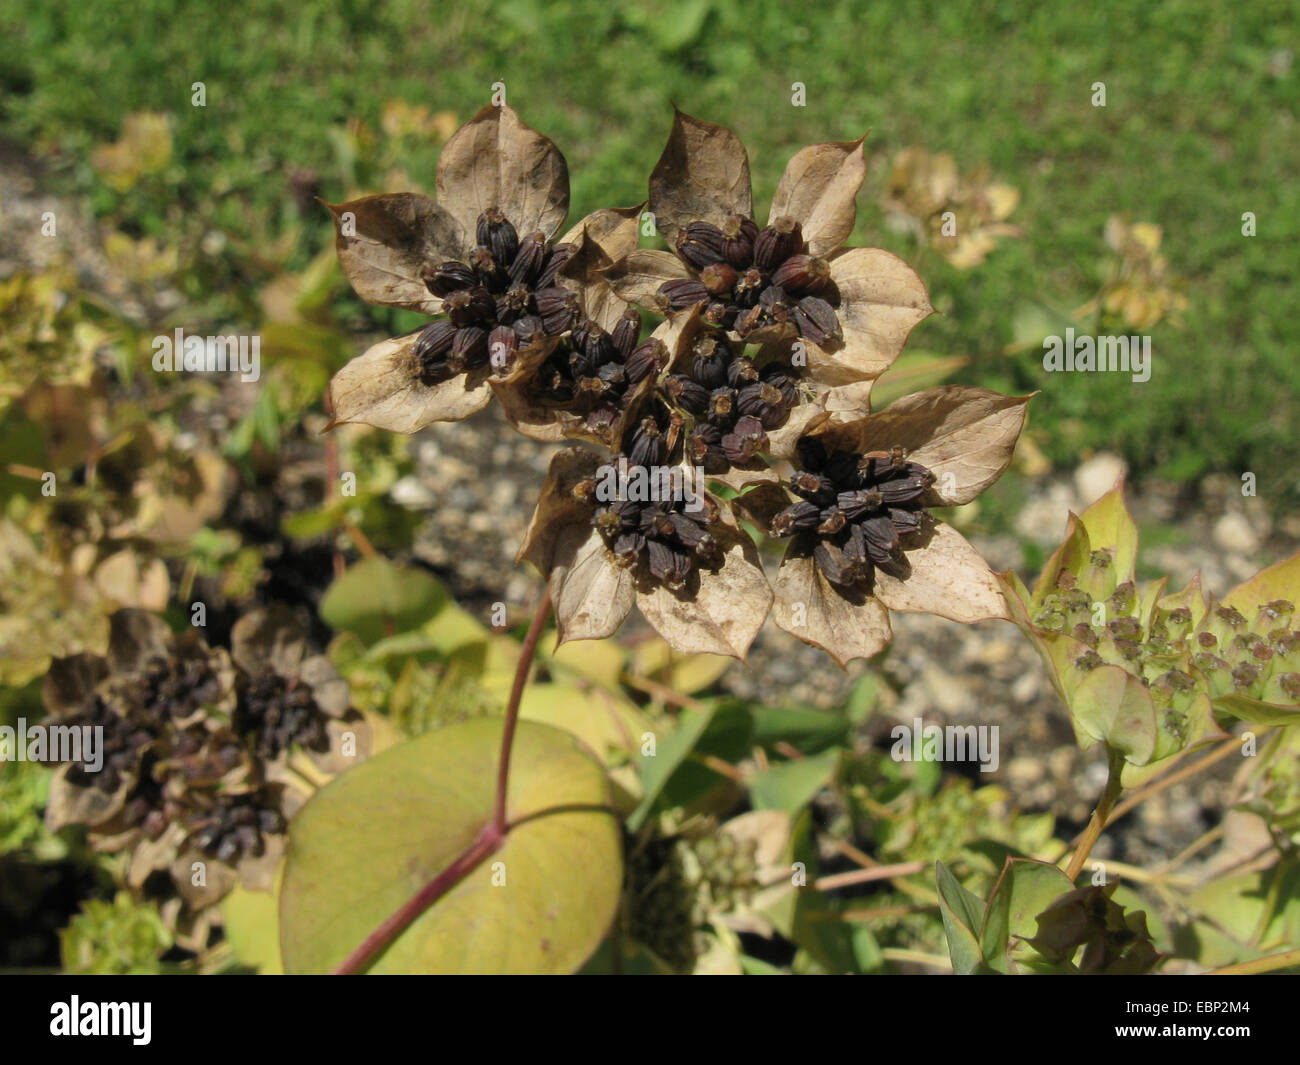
280,719,621,974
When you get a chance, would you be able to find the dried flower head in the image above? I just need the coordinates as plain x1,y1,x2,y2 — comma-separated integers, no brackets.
324,104,642,434
518,447,772,658
609,109,932,400
738,386,1030,666
38,606,367,940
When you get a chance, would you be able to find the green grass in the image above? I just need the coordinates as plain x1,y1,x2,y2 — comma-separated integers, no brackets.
2,0,1297,501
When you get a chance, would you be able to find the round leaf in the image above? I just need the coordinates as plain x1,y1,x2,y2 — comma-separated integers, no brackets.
280,719,621,974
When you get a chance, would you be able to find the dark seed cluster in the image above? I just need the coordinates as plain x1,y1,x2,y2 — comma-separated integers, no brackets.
186,789,288,864
235,666,331,759
528,308,667,435
769,437,934,588
658,214,843,345
56,690,155,791
414,208,580,383
42,615,350,889
580,461,721,591
663,330,799,474
121,651,224,726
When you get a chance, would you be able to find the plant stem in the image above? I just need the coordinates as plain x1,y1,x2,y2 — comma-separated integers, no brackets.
492,588,552,835
331,827,503,975
816,861,929,891
1074,732,1253,846
1202,947,1300,976
333,588,553,974
1065,747,1126,882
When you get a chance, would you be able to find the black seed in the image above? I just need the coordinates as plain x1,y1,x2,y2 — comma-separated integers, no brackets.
535,243,576,288
510,231,549,284
792,296,841,345
771,254,830,295
720,214,759,269
665,374,710,415
477,208,520,267
675,221,726,270
658,278,711,312
612,309,642,359
413,320,457,370
488,325,517,374
754,216,804,271
771,500,822,536
721,415,767,463
422,260,476,297
448,325,489,371
535,286,581,334
626,339,666,385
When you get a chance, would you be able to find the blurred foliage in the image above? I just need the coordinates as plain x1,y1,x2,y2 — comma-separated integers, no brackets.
1,0,1296,496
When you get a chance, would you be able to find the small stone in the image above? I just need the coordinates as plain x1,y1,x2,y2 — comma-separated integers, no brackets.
1074,452,1128,506
1212,512,1260,556
389,475,434,508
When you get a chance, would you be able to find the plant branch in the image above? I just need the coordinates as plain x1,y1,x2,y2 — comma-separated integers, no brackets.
331,827,503,975
493,588,552,835
1202,947,1300,976
333,587,553,974
1072,732,1254,847
1065,746,1126,882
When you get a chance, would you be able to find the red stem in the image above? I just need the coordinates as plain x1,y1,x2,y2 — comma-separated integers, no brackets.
331,588,553,974
493,588,552,834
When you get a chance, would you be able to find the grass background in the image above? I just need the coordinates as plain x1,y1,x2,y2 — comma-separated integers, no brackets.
1,0,1297,501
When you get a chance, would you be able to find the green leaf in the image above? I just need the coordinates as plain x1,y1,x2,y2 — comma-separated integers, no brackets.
280,719,621,974
627,703,718,830
749,749,840,814
868,351,969,408
517,682,648,767
1223,550,1300,617
1212,693,1300,726
319,556,448,644
1069,664,1157,765
1076,482,1139,588
659,701,754,808
984,858,1074,971
750,706,849,754
222,885,283,974
936,861,987,975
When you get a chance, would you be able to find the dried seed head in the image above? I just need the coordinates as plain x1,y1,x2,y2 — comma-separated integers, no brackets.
781,438,936,590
